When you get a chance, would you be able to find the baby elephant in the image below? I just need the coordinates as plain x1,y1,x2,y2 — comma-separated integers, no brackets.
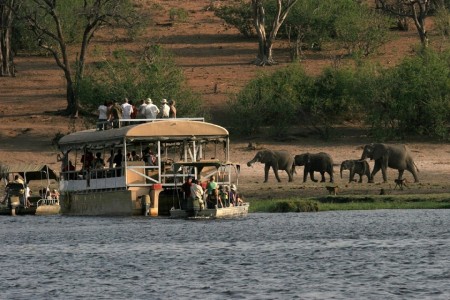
294,152,334,183
340,159,372,183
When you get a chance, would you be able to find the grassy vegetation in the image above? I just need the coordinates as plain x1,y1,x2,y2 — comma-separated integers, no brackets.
248,194,450,213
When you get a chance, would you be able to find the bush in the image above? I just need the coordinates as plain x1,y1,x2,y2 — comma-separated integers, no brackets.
228,65,312,136
334,3,390,57
362,50,450,140
169,8,189,22
213,0,254,37
77,45,204,118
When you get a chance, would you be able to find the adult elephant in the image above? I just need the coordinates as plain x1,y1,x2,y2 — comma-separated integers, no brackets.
340,159,372,183
247,150,294,182
360,143,419,183
294,152,334,183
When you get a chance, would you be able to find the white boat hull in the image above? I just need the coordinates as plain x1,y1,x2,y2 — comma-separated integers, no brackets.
169,203,249,219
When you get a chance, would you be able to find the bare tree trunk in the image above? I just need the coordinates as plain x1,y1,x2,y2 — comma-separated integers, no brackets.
376,0,430,47
0,0,15,77
251,0,298,66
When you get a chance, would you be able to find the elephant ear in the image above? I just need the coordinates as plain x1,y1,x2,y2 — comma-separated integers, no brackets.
371,145,384,160
305,153,311,164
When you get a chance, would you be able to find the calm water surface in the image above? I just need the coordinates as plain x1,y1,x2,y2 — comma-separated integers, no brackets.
1,210,449,299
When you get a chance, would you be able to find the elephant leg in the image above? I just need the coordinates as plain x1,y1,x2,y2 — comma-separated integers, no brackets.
320,172,326,182
408,163,419,183
286,169,293,182
398,169,404,180
371,161,381,182
303,169,308,182
273,168,281,182
349,170,355,183
358,174,363,183
310,171,318,182
264,165,270,183
381,167,388,183
329,171,334,183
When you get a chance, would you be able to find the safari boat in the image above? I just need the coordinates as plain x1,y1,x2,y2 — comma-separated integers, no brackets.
56,118,247,217
168,161,249,219
0,164,61,216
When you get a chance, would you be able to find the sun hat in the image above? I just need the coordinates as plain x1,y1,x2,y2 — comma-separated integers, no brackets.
146,98,152,104
230,184,237,191
161,98,168,104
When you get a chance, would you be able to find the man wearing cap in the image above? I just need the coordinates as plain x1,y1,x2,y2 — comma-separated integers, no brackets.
144,98,160,119
160,98,170,118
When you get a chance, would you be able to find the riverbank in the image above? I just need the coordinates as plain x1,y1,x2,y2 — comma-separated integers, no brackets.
248,193,450,213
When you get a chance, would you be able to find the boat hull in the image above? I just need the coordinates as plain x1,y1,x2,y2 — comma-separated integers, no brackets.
170,203,249,219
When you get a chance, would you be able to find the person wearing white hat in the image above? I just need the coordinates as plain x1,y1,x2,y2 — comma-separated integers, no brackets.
229,184,243,206
160,98,170,118
144,98,159,119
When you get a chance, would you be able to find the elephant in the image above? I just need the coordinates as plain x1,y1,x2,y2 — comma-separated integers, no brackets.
360,143,419,183
294,152,334,183
340,159,372,183
247,150,294,182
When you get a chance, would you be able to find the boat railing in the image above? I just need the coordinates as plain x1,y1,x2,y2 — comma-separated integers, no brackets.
96,117,205,130
37,198,59,207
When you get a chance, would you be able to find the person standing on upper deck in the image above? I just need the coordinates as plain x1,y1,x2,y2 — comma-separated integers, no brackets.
160,99,170,118
144,98,159,119
97,101,109,130
168,100,176,118
121,98,133,125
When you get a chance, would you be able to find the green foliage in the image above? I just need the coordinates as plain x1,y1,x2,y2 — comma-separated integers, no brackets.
229,64,357,138
228,65,312,136
77,45,204,118
362,49,450,140
169,7,189,22
334,3,390,57
213,0,254,37
433,6,450,37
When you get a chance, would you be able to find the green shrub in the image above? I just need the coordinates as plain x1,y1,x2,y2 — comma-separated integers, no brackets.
213,0,254,37
77,45,204,118
362,49,450,140
169,7,189,22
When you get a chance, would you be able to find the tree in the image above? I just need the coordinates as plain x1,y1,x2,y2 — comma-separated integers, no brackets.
375,0,432,47
251,0,298,65
18,0,140,117
0,0,19,76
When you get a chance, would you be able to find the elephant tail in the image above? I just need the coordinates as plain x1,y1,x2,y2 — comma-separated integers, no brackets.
414,161,420,173
292,163,297,175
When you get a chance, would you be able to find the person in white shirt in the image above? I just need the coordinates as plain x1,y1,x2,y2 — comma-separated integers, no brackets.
121,98,133,125
160,99,170,118
144,98,160,119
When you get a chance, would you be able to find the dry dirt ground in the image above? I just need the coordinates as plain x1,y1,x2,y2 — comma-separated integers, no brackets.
1,0,449,201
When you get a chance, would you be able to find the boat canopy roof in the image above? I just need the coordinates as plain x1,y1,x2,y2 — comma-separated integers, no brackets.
58,120,229,151
0,164,59,183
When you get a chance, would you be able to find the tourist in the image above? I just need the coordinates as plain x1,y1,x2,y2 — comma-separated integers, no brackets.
121,98,133,125
206,175,220,208
137,99,147,119
181,176,192,210
190,179,204,216
169,100,176,118
97,101,109,130
230,184,243,206
144,98,159,119
160,99,170,118
130,150,140,161
110,101,123,128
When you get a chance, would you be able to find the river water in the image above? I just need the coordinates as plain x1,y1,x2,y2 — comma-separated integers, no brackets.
1,210,449,299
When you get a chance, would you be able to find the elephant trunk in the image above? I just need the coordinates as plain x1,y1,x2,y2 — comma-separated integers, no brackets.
340,165,344,178
247,158,257,167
